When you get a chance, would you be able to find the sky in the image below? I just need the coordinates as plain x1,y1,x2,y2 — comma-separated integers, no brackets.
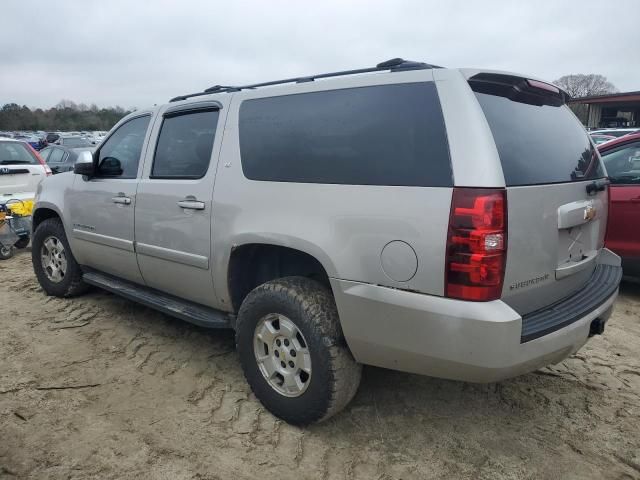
1,0,639,110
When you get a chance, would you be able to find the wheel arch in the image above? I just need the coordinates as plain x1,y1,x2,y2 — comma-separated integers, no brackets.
32,205,62,232
226,241,336,313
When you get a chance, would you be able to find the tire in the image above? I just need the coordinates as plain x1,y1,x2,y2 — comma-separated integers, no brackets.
14,236,30,249
236,276,362,425
31,218,88,297
0,245,14,260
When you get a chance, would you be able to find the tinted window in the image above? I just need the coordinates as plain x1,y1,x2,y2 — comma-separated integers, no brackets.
601,142,640,185
98,115,150,178
47,148,65,163
151,109,218,178
238,83,451,186
475,92,605,186
0,141,38,164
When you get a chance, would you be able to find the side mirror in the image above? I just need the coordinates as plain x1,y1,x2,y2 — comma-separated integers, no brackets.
74,150,95,177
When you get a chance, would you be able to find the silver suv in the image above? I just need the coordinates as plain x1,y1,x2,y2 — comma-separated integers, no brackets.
31,59,623,425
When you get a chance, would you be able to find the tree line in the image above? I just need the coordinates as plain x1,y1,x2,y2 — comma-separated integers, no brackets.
0,100,132,132
553,74,617,124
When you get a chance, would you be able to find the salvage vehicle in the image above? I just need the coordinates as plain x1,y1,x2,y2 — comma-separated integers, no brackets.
31,59,622,424
599,132,640,276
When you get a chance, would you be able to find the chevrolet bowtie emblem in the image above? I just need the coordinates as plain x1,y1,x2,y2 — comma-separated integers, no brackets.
584,205,596,221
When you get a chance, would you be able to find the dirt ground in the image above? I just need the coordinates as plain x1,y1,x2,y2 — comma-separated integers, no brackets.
1,248,639,480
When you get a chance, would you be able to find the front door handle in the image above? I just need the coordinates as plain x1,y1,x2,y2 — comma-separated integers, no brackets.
112,195,131,205
630,197,640,203
177,198,205,210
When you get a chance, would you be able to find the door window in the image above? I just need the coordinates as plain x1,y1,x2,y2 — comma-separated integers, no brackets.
97,115,151,178
47,148,65,163
601,142,640,184
39,148,52,162
151,109,219,179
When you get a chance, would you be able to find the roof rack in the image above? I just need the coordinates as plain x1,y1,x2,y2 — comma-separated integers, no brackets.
169,58,441,102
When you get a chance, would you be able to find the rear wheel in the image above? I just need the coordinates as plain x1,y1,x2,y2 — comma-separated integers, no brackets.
31,218,88,297
236,276,362,425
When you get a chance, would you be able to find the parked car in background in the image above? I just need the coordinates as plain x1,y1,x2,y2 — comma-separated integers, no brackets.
88,131,107,145
591,128,640,138
599,132,640,277
31,60,622,425
0,138,51,201
12,134,43,150
590,133,616,145
39,145,94,174
46,132,61,144
55,136,93,148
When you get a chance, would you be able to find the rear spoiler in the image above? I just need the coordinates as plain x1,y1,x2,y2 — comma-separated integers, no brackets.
468,72,569,107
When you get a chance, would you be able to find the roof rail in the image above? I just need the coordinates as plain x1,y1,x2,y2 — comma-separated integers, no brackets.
169,58,441,102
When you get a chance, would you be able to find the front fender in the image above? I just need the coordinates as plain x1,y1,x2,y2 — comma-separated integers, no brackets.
33,173,76,248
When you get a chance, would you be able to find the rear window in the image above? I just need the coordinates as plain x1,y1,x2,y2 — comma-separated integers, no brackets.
0,141,38,165
238,82,452,187
474,91,605,186
62,137,91,147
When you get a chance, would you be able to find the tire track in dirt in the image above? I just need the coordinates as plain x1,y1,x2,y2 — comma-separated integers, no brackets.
2,251,640,480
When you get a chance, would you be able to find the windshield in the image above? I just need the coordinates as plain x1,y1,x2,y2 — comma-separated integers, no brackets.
0,141,38,164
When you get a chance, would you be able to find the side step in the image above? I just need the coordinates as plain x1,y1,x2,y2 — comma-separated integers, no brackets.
83,271,233,329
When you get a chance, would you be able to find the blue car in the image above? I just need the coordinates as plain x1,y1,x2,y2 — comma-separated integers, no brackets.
12,134,43,150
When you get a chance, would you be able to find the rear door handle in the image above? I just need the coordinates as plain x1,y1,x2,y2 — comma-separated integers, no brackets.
112,196,131,205
630,197,640,203
177,199,205,210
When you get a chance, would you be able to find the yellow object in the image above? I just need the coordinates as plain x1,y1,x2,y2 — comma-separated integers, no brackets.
7,199,34,217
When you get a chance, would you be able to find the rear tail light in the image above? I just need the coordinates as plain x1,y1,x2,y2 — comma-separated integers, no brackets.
28,145,52,176
445,188,507,301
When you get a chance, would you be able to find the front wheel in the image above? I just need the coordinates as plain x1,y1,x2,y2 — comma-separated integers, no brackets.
31,218,88,297
236,277,362,425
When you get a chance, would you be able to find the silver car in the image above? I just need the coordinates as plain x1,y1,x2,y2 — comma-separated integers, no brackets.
30,59,622,425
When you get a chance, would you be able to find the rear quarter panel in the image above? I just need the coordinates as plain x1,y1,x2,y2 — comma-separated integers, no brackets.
211,71,453,309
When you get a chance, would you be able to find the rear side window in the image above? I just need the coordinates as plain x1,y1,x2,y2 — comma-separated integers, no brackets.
0,142,38,165
238,83,451,186
152,109,219,179
474,91,605,186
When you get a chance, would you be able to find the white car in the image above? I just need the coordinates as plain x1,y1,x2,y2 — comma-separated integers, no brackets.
0,138,51,202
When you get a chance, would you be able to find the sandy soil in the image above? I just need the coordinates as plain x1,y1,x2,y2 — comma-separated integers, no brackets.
1,248,639,480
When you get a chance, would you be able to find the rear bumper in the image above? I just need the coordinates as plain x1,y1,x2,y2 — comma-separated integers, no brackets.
331,255,622,383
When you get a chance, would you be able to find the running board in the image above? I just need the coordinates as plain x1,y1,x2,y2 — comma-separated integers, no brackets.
83,271,233,329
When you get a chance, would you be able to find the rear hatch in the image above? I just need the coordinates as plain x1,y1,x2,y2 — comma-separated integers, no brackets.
470,73,608,315
0,140,46,198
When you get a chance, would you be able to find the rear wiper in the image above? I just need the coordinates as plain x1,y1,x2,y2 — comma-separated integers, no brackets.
0,160,31,164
